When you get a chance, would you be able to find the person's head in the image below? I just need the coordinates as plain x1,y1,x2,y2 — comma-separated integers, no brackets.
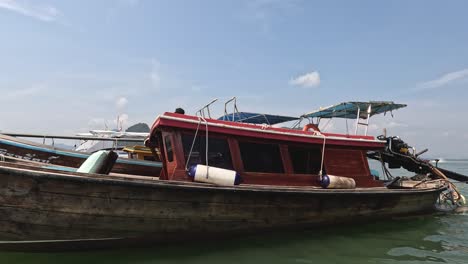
175,108,185,114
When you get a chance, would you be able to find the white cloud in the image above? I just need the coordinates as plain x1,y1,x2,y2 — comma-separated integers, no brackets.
290,71,320,88
116,97,128,109
0,0,61,22
417,68,468,90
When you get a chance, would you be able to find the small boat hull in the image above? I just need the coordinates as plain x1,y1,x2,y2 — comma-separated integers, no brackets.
0,162,445,250
0,134,161,176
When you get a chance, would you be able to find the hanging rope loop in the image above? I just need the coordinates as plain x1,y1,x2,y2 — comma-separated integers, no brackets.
318,134,327,180
185,114,210,179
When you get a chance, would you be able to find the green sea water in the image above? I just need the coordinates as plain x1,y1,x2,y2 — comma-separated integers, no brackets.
2,160,468,264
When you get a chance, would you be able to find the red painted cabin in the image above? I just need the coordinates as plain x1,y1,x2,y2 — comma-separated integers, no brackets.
147,112,386,187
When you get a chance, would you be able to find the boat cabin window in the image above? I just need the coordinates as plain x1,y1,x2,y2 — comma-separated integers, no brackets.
182,134,234,170
289,146,322,174
239,141,284,173
164,136,174,162
144,156,156,161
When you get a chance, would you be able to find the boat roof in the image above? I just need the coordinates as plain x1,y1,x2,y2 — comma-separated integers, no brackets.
150,112,385,149
218,112,299,125
303,101,407,119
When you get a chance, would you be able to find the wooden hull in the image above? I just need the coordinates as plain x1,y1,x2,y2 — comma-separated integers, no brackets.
0,134,161,176
0,162,445,249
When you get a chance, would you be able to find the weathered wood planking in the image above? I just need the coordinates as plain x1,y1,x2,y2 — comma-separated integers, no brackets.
0,162,444,244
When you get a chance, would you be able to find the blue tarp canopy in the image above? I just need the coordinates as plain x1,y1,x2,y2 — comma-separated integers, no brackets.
303,101,407,119
218,112,299,125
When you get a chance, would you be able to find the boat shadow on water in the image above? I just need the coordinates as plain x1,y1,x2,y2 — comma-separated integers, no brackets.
0,215,461,264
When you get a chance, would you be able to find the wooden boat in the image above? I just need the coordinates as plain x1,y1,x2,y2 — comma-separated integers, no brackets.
0,134,162,176
0,101,450,250
74,130,148,152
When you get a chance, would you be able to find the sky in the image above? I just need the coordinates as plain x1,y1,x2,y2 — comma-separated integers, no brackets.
0,0,468,157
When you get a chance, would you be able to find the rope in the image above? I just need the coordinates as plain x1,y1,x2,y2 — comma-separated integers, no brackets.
185,114,210,178
386,138,463,206
386,137,463,204
432,166,464,205
202,116,209,169
378,152,394,180
185,118,202,171
318,134,327,179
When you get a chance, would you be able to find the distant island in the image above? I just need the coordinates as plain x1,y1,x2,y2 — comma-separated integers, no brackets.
126,123,150,133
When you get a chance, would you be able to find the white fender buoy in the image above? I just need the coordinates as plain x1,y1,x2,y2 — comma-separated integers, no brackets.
319,174,356,189
187,164,242,186
77,150,108,174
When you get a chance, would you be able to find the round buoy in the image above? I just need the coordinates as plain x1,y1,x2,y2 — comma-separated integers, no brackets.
187,164,242,186
319,174,356,189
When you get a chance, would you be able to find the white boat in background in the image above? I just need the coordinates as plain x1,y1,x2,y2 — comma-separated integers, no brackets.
75,130,149,153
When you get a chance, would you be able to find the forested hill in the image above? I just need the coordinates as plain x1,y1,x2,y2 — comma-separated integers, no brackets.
126,123,150,133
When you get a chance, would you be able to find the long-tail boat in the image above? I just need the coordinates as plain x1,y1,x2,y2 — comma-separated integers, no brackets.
0,101,452,251
0,134,162,176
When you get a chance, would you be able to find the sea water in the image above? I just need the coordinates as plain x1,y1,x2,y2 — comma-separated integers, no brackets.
2,160,468,264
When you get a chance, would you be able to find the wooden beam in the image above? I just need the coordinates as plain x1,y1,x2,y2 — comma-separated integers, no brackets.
2,133,144,142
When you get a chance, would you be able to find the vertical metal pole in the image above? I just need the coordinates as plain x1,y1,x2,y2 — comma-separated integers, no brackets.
354,106,361,135
224,97,235,121
233,97,237,121
365,104,371,136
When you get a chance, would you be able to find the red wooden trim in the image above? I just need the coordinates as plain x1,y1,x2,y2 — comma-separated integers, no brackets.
156,133,168,180
152,113,384,149
360,150,372,177
161,130,190,181
172,130,186,170
159,131,171,180
162,112,376,140
228,138,243,172
280,145,293,174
